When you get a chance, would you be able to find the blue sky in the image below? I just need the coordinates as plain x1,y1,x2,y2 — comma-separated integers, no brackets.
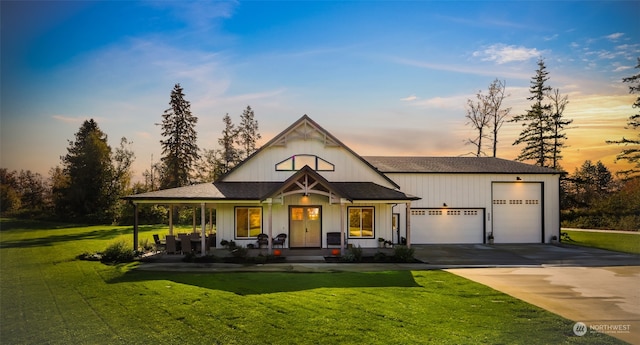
1,0,638,181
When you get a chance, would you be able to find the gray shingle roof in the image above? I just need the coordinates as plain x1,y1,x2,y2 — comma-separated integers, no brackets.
123,181,417,201
363,156,559,174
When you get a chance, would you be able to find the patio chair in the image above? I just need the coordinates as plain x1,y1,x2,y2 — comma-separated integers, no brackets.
179,234,192,254
207,235,216,252
165,235,177,254
152,234,165,253
272,233,287,248
256,233,269,248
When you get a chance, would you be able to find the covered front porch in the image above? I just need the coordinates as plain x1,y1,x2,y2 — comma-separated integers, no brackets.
124,166,419,256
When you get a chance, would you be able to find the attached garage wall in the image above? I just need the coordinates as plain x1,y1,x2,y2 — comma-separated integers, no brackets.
387,173,560,244
491,182,543,243
410,208,485,244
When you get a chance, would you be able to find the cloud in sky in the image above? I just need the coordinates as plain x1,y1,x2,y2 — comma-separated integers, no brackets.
400,95,417,102
605,32,624,41
472,44,543,64
1,1,638,179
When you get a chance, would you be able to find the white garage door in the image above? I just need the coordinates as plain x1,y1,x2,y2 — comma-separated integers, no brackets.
410,208,484,244
492,182,542,243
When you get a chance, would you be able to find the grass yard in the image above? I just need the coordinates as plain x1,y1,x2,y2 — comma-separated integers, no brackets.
0,219,625,345
562,229,640,254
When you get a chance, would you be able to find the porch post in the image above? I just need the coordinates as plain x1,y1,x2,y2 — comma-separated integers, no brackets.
200,203,206,256
405,202,411,248
267,199,273,254
192,206,196,233
133,203,139,252
209,208,213,232
169,205,174,236
340,200,346,253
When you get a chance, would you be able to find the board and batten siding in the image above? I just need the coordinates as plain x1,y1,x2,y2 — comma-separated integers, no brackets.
223,139,396,188
213,193,396,248
386,173,560,243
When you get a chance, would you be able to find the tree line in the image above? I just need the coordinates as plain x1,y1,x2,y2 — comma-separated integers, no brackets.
464,57,639,230
465,58,572,170
1,59,638,228
1,83,261,224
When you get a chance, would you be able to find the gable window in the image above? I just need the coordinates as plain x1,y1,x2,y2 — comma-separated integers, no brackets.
276,154,335,171
348,207,374,238
235,207,262,238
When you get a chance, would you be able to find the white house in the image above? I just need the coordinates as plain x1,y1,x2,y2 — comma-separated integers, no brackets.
125,115,560,252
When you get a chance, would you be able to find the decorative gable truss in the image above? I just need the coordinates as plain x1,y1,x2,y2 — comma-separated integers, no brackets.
271,116,340,147
268,166,343,204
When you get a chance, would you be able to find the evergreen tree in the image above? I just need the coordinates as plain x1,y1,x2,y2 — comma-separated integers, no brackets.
567,160,614,207
159,84,200,189
193,148,225,182
547,88,572,170
58,119,116,222
218,113,240,174
238,105,261,159
607,57,640,179
512,59,554,167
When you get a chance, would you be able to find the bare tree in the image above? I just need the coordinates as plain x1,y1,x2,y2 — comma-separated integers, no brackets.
547,88,572,170
486,79,511,157
465,90,491,157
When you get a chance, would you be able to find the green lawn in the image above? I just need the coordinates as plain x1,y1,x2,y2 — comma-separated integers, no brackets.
562,229,640,254
0,219,624,345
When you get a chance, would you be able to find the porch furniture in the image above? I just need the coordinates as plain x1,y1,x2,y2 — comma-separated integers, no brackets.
207,235,216,252
326,232,341,246
165,235,177,254
256,233,269,248
178,234,192,254
153,234,165,253
272,233,287,248
190,233,202,253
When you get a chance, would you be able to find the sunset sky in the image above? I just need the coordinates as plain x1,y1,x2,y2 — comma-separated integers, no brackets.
1,1,638,181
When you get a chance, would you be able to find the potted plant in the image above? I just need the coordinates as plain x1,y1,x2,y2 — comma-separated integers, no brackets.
487,233,494,244
384,240,393,248
378,237,385,248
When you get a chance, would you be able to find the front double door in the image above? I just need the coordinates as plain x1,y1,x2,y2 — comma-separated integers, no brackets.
289,206,321,248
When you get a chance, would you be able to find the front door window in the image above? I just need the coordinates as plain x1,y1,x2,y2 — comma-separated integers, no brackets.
289,206,321,248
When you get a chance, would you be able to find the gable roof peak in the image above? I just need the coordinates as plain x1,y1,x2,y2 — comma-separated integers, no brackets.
269,114,340,147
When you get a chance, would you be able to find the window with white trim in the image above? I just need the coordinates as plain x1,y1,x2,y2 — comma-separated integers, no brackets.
348,207,374,238
235,207,262,238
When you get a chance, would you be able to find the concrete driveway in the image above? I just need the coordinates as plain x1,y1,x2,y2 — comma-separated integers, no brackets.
411,243,640,267
410,244,640,344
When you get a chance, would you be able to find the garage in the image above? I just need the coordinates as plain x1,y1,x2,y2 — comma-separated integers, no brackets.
492,182,543,243
410,208,485,244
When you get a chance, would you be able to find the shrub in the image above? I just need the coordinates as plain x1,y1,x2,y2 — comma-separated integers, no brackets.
393,245,415,263
230,246,248,258
101,240,135,263
373,251,388,262
342,245,363,262
138,238,153,252
76,251,101,261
